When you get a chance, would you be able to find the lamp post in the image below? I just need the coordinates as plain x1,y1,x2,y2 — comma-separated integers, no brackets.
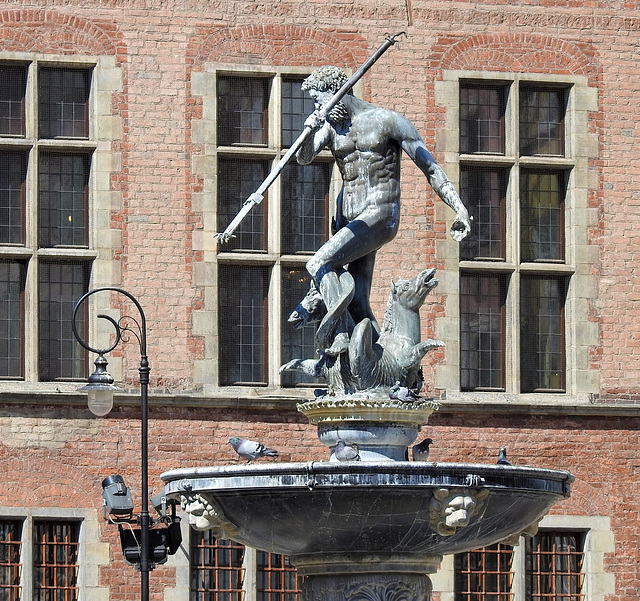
72,287,152,601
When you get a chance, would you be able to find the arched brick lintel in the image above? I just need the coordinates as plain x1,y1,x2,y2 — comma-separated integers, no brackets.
190,24,366,70
435,32,598,84
0,9,123,58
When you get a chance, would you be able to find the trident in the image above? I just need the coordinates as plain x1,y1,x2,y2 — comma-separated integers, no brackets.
215,32,406,244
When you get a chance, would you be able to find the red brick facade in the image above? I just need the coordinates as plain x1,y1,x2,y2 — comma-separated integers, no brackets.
0,1,639,599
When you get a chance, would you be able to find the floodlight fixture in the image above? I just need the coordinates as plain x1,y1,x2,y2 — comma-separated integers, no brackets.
102,474,134,519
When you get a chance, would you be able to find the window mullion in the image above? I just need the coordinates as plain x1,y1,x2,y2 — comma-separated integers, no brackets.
20,515,33,601
243,546,257,601
270,73,283,152
23,103,39,381
270,260,283,386
511,539,526,601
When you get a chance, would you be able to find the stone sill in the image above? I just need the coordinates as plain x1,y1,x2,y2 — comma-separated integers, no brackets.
0,384,637,418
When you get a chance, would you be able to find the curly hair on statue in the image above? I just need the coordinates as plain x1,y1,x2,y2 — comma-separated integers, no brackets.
302,65,350,94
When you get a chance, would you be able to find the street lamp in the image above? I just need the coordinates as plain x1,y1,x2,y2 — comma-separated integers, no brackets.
72,287,156,601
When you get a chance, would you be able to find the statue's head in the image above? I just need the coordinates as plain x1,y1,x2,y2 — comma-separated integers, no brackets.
302,66,349,95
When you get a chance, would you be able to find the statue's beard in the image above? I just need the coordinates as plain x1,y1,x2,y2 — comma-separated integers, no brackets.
326,101,349,126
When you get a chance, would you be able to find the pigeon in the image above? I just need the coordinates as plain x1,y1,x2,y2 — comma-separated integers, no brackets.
228,436,279,463
334,440,361,462
412,438,433,461
497,447,511,465
389,381,420,403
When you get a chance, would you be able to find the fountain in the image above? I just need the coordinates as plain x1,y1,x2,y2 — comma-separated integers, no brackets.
161,268,573,600
161,52,573,601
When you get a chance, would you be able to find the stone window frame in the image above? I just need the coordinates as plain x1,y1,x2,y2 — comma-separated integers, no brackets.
190,63,345,397
433,514,615,601
0,507,110,600
434,70,599,403
0,51,122,390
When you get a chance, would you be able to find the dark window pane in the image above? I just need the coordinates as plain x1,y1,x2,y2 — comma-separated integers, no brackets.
460,166,507,260
520,86,566,156
218,76,269,145
39,68,91,139
38,262,90,381
460,273,506,391
217,158,269,252
0,64,26,136
0,262,25,379
460,84,506,154
525,531,585,601
0,151,26,244
520,276,565,392
190,534,245,601
281,267,318,387
33,521,79,601
0,519,22,601
455,543,514,601
520,170,565,262
219,264,270,385
257,550,301,601
39,153,91,248
282,77,315,147
282,162,330,254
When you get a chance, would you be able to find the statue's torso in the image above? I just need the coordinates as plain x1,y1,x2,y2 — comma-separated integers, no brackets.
330,109,402,221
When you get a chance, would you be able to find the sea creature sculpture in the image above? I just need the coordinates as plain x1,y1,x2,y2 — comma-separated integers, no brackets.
280,268,444,396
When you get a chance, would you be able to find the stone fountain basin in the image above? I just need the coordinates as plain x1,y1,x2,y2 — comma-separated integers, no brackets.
162,461,573,561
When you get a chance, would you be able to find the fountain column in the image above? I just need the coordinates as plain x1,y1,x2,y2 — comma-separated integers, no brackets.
294,553,441,601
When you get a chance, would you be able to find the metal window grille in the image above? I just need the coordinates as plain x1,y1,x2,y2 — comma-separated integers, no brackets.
38,262,90,381
454,543,514,601
33,521,79,601
520,170,565,263
280,266,317,387
256,550,301,601
0,64,26,136
38,152,91,248
281,77,315,147
460,272,506,391
0,151,26,245
217,76,269,146
0,520,22,601
281,162,331,255
190,535,245,601
217,158,269,252
219,264,270,385
0,261,25,378
519,87,566,157
460,83,506,154
525,531,584,601
458,77,571,393
38,68,91,139
216,69,331,388
459,165,507,261
520,276,566,393
0,62,94,384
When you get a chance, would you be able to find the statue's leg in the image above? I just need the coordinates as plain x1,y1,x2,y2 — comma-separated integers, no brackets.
348,251,380,334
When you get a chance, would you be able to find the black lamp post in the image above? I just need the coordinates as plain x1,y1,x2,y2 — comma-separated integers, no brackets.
72,287,152,601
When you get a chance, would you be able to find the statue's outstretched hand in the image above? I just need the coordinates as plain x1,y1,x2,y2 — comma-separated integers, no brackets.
304,110,326,131
451,212,472,242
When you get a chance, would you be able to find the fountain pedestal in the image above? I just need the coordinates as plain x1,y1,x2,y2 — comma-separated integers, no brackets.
298,396,439,461
297,569,434,601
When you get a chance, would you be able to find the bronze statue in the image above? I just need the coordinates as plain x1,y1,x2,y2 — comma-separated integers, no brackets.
293,66,470,363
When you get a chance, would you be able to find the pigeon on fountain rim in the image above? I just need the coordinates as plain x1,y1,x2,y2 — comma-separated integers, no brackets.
228,436,279,463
